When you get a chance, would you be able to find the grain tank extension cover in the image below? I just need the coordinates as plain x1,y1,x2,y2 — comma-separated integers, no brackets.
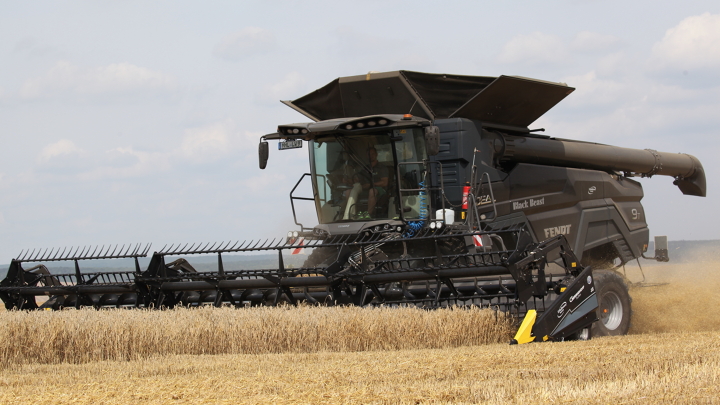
282,71,575,127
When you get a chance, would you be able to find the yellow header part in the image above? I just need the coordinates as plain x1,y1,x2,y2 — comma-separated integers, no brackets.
512,309,537,344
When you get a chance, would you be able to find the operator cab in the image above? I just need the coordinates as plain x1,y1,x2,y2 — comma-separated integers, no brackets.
259,114,440,235
311,128,427,223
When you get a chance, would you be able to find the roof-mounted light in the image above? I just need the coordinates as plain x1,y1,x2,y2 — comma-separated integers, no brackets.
341,117,394,131
277,125,309,136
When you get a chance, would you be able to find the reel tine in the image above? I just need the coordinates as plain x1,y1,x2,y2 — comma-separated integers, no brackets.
73,246,87,259
39,247,51,261
199,241,212,252
158,244,168,254
33,248,47,262
142,243,152,256
221,240,233,250
207,241,220,252
17,249,27,261
228,240,240,250
178,242,189,253
89,245,100,259
110,244,120,257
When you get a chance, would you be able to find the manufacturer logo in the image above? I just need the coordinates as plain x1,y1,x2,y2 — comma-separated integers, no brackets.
557,302,567,318
569,285,584,302
588,186,597,195
587,276,592,284
477,195,493,205
338,224,350,228
544,224,572,238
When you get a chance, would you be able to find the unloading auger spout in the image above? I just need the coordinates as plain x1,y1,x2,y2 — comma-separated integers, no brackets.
496,135,705,197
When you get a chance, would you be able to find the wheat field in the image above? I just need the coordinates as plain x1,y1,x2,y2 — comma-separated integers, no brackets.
0,331,717,404
0,305,514,367
0,260,718,404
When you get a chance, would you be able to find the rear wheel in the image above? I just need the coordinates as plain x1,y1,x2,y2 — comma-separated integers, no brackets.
591,269,632,336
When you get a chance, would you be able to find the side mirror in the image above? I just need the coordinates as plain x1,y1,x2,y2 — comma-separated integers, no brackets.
425,126,440,156
259,141,269,169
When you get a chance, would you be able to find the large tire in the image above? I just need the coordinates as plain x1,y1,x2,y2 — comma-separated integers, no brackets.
591,269,632,336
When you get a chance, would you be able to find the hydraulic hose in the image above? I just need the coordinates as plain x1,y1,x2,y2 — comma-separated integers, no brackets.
404,180,428,238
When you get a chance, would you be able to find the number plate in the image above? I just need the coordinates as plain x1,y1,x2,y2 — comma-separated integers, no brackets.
279,140,303,150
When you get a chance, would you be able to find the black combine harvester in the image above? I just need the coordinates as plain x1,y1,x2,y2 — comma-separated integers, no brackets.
1,71,706,344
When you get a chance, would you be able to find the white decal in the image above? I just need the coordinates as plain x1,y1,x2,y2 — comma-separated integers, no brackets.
544,224,572,238
587,276,592,284
513,197,545,210
569,285,584,302
477,195,493,205
588,186,597,195
631,208,640,220
557,301,567,318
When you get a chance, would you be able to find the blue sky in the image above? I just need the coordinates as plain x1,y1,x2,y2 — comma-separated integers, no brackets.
1,1,719,262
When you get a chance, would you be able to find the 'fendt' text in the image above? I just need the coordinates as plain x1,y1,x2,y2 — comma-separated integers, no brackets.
544,224,572,238
513,197,545,210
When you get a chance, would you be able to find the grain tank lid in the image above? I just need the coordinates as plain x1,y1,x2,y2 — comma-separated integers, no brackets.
282,71,494,122
449,75,575,127
282,71,574,127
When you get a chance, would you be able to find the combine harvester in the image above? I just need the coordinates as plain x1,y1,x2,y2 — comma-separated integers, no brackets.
1,71,705,343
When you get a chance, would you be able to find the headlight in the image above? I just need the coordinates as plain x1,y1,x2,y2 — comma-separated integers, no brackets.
292,231,299,238
430,221,437,229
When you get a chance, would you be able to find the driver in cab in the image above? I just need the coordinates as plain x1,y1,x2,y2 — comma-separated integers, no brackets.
363,146,388,217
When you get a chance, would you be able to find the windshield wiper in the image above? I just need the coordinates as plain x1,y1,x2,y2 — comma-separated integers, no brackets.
335,136,372,174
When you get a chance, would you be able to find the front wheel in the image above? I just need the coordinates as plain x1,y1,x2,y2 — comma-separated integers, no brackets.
591,269,632,336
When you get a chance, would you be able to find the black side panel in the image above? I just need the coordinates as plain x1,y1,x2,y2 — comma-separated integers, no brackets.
431,118,506,208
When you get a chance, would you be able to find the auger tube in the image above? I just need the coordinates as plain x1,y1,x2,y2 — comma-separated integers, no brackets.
497,135,706,196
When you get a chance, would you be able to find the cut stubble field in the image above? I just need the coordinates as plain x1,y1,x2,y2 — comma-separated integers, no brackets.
1,261,718,404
